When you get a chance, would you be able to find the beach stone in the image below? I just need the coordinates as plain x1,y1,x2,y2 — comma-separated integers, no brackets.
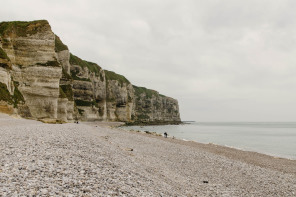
0,114,295,196
41,189,48,194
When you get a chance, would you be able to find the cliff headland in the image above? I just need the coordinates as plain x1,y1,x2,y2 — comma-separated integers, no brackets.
0,20,181,124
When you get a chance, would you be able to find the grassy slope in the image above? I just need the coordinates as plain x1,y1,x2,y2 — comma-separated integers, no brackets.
70,53,101,74
104,70,130,86
55,35,68,52
133,85,158,99
0,20,48,37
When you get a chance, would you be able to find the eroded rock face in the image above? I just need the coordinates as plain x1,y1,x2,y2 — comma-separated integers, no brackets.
0,20,181,123
1,22,57,68
132,86,181,123
106,80,134,122
0,67,13,94
57,50,71,75
69,55,107,121
57,98,68,122
0,21,62,119
56,45,76,121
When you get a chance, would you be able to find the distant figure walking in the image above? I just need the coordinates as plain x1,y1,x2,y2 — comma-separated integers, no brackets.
164,132,168,138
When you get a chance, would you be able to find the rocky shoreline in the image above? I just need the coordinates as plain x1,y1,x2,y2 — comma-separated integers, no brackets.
124,120,182,126
1,113,295,196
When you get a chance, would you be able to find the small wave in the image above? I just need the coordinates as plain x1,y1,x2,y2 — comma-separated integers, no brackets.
224,144,244,151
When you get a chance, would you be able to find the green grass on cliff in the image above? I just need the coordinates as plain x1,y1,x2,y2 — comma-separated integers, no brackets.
0,20,48,37
0,82,24,107
0,47,11,69
13,81,25,107
77,108,85,115
70,53,101,75
36,61,60,67
137,114,150,120
0,82,13,104
55,35,68,52
104,70,130,86
60,85,73,101
62,68,72,80
0,63,10,70
59,87,67,99
133,85,158,99
0,47,9,60
75,99,97,107
70,69,91,82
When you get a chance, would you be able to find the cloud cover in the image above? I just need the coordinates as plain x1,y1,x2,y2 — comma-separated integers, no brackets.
1,0,296,121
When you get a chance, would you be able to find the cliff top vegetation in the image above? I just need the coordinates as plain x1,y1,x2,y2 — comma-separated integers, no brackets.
104,70,130,86
0,20,49,37
70,53,101,75
133,85,159,99
55,35,68,52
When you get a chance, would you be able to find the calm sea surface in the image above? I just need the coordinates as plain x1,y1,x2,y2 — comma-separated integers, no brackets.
123,122,296,160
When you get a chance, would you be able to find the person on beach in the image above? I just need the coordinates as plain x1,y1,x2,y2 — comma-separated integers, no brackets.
164,132,168,138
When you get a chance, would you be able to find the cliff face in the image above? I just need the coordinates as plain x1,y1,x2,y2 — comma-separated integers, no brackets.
105,70,134,122
132,86,180,123
0,20,181,124
0,21,62,119
69,54,107,121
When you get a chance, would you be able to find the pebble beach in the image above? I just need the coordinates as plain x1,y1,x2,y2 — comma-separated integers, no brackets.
0,113,296,196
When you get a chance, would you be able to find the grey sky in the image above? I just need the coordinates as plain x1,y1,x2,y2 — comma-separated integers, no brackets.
1,0,296,121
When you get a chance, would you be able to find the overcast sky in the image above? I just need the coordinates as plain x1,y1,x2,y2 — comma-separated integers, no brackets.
1,0,296,121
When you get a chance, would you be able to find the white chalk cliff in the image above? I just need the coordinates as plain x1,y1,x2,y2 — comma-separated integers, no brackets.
0,20,181,124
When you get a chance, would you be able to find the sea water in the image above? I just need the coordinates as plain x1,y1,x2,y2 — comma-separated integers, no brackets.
123,122,296,160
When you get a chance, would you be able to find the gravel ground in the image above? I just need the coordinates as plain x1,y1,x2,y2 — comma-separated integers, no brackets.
0,113,295,196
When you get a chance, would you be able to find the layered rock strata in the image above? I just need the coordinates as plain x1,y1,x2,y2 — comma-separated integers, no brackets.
132,86,180,123
0,20,181,123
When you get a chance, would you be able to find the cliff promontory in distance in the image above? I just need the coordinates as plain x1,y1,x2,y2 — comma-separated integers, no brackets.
0,20,181,124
